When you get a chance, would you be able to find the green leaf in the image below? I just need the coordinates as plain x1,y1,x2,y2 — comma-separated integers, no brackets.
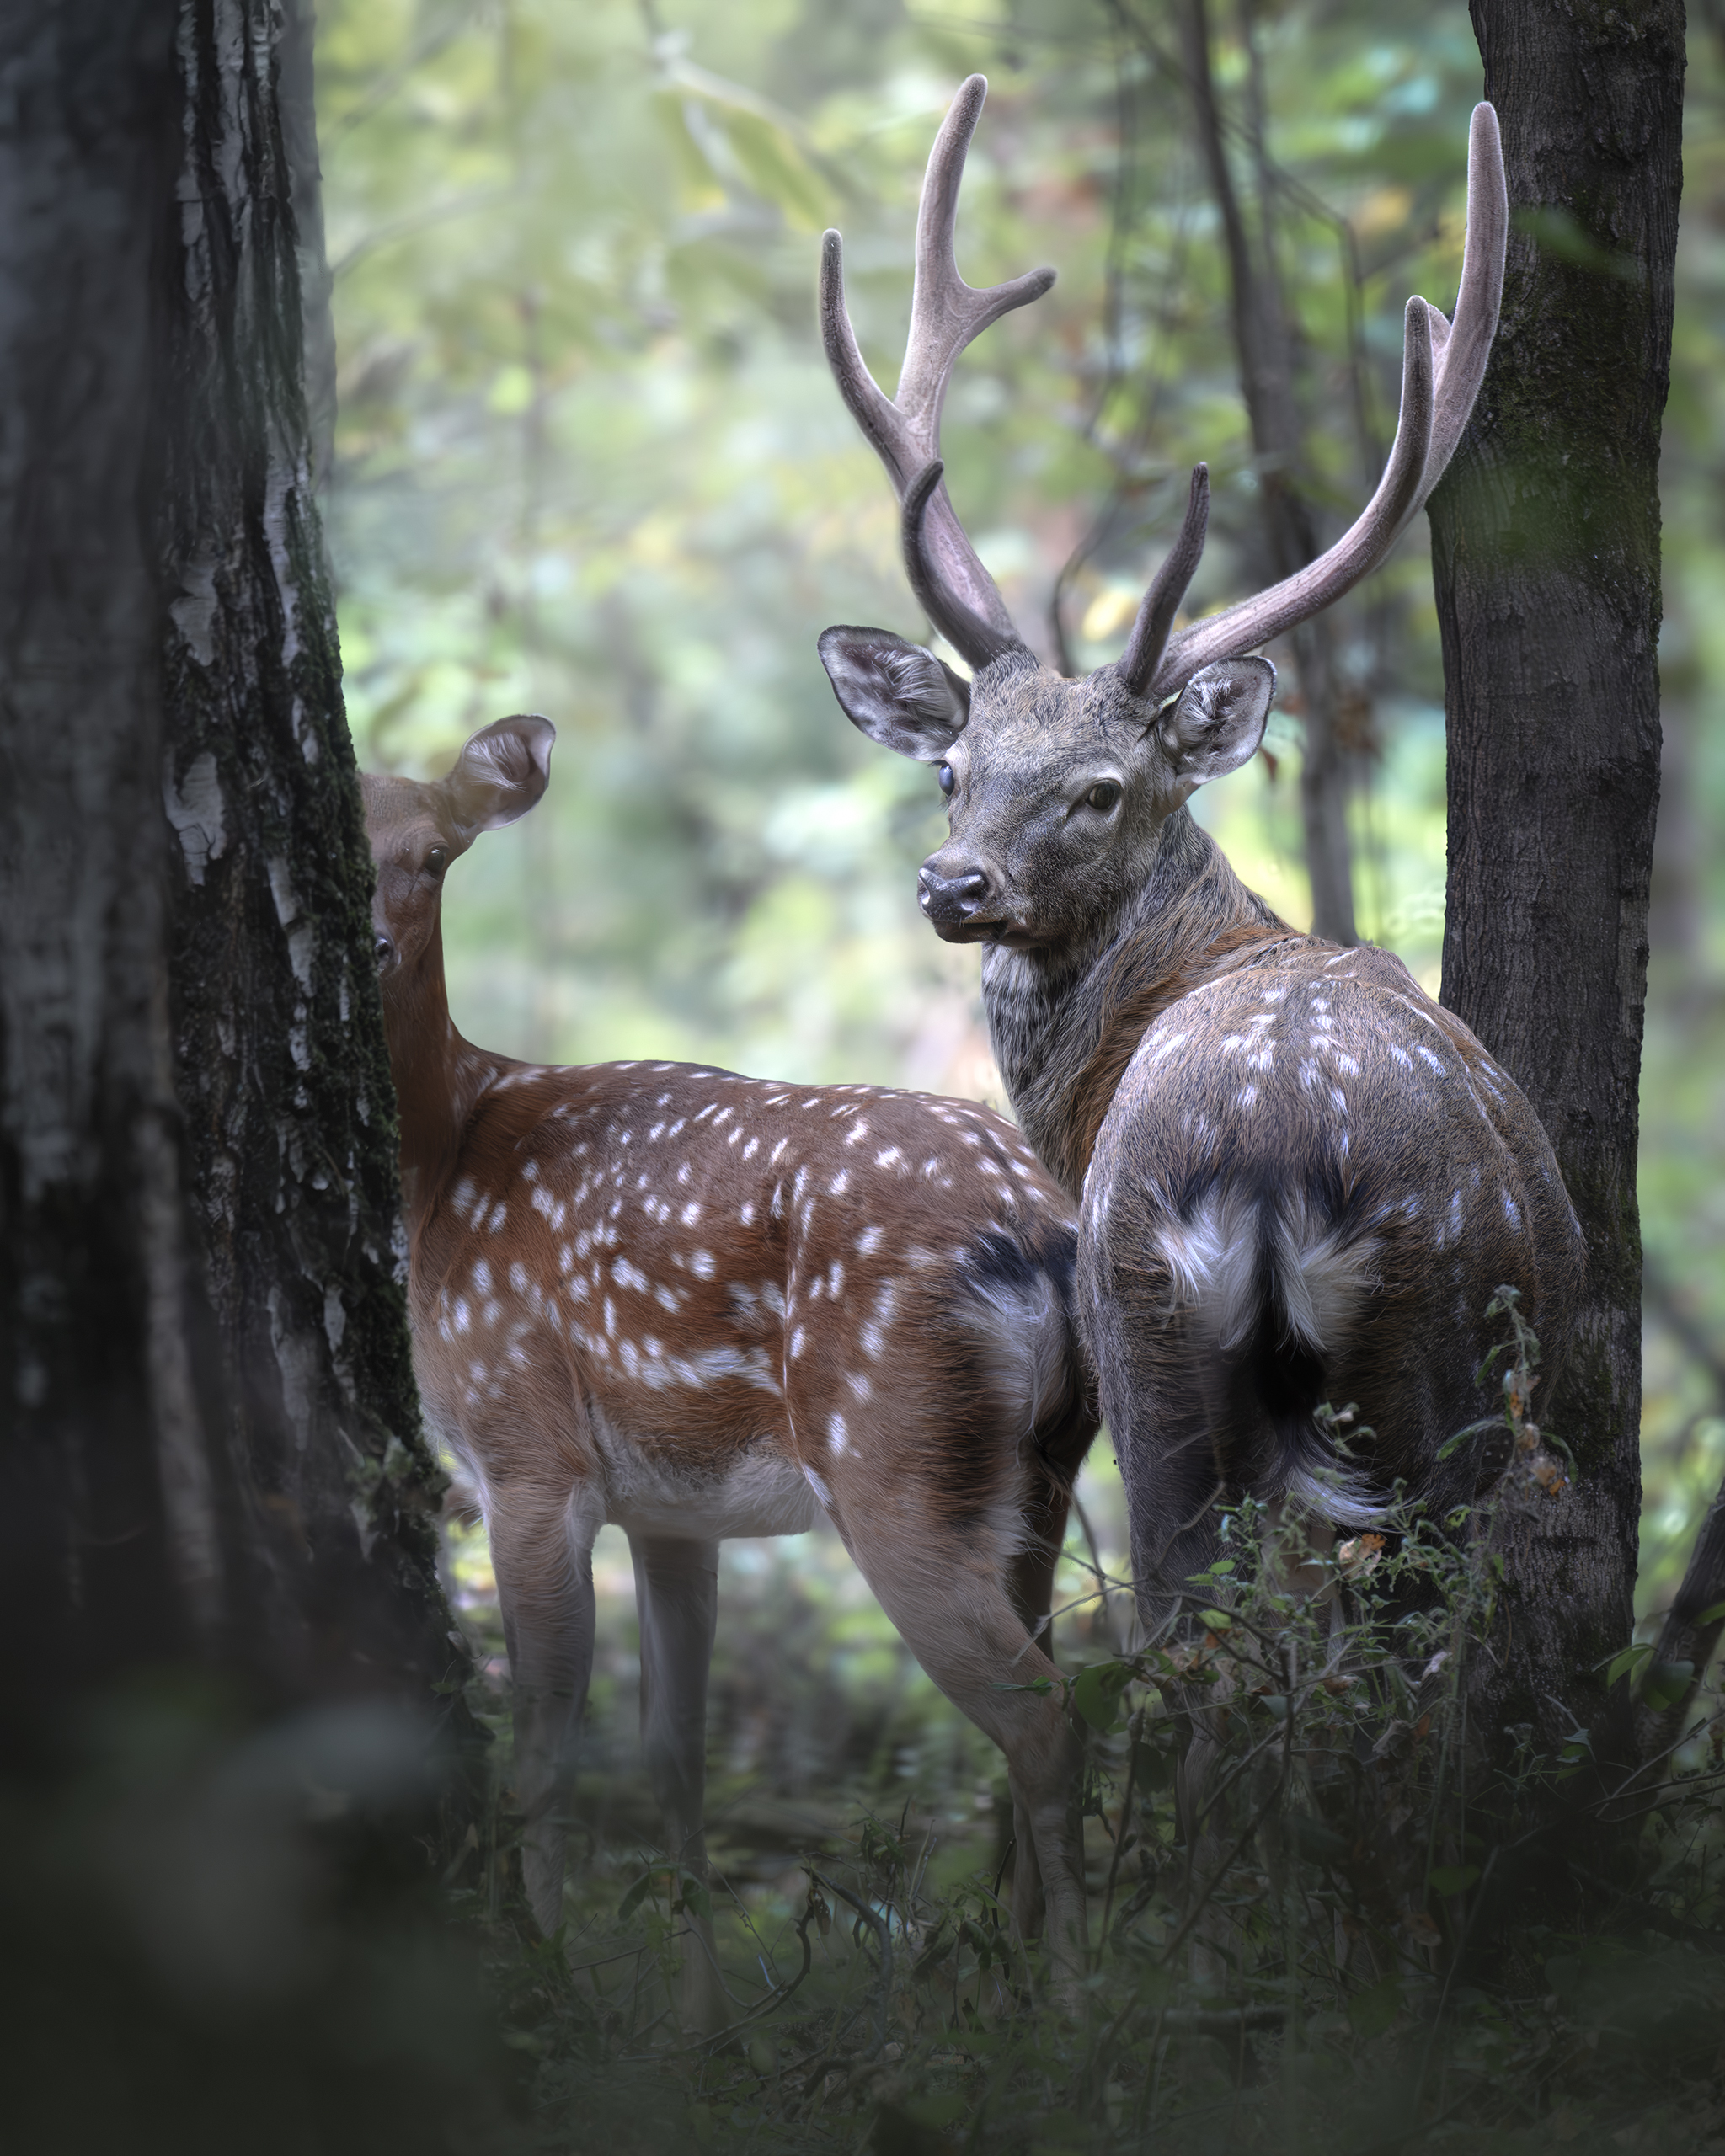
1643,1660,1695,1711
1698,1601,1725,1626
1605,1641,1653,1688
1439,1417,1502,1461
1198,1609,1232,1631
617,1870,654,1920
1429,1865,1481,1897
1348,1977,1402,2037
1072,1658,1135,1734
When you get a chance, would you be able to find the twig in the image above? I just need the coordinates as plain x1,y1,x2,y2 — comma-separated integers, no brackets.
814,1873,895,2060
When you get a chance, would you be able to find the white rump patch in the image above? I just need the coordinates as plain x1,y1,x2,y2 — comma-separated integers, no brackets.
1152,1188,1380,1357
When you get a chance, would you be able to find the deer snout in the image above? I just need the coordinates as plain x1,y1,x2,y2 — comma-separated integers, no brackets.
918,861,993,929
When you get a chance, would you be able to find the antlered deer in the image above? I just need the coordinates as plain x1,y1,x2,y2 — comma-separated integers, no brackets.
816,80,1584,1619
362,718,1097,2029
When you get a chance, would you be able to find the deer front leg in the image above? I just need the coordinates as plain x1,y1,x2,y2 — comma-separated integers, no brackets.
630,1533,727,2038
489,1481,601,1936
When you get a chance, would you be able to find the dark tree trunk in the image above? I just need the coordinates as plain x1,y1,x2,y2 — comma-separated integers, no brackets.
1427,0,1684,1766
0,0,454,1726
0,0,219,1705
163,0,452,1700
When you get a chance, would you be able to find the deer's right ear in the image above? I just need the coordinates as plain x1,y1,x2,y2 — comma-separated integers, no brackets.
818,627,969,761
443,715,555,834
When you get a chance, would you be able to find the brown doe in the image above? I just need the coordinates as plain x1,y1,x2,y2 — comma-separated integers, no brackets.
362,718,1098,2029
815,79,1585,1620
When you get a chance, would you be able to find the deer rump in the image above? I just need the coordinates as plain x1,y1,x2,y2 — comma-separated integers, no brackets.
1076,960,1584,1620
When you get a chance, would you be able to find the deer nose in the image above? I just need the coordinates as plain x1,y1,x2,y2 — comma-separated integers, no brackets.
918,863,992,927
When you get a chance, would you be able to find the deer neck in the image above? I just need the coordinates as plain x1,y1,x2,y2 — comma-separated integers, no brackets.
378,920,499,1236
980,808,1290,1202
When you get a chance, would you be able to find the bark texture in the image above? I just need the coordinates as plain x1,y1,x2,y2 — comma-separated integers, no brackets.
161,0,454,1697
0,0,216,1706
0,0,456,1720
1427,0,1684,1762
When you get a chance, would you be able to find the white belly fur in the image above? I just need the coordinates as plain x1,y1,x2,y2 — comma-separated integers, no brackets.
592,1410,820,1541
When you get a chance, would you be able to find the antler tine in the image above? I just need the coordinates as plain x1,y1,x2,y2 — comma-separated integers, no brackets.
1117,465,1210,698
903,461,1022,664
1397,101,1508,534
1148,103,1504,699
820,74,1055,670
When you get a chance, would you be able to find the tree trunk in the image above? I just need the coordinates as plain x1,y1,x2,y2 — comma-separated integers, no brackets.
0,0,455,1725
1427,0,1684,1768
0,0,221,1709
163,0,454,1700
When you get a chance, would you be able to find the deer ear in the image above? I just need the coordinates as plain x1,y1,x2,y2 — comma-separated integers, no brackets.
1159,658,1275,790
443,715,554,834
818,627,969,762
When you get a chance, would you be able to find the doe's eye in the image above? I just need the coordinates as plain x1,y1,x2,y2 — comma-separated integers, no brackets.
424,846,449,877
937,762,956,798
1086,781,1123,814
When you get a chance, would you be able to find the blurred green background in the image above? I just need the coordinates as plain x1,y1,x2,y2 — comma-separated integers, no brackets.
318,0,1725,1830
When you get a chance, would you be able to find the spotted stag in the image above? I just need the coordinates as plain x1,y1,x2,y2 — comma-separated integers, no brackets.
363,717,1097,2028
816,80,1583,1621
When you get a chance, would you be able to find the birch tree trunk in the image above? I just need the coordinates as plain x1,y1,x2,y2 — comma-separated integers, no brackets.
0,0,454,1727
1427,0,1684,1771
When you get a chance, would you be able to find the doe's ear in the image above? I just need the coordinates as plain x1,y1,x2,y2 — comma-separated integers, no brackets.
443,715,554,834
1159,658,1275,792
818,626,969,762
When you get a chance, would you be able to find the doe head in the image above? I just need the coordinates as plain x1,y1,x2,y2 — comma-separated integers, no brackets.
360,714,553,985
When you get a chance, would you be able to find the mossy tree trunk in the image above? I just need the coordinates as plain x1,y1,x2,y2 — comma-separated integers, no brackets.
0,0,455,1732
1428,1,1685,1774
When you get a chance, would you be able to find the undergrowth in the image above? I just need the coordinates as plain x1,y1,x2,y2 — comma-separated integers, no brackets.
451,1295,1725,2155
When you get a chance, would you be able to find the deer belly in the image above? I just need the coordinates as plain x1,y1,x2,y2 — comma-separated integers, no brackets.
592,1412,820,1540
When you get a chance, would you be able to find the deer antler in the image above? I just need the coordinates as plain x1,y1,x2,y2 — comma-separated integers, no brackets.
1117,464,1211,697
820,74,1055,668
1146,102,1507,700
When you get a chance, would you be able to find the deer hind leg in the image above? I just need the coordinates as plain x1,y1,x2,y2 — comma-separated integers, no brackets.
837,1508,1087,2004
630,1533,727,2038
488,1480,601,1936
1001,1478,1075,1946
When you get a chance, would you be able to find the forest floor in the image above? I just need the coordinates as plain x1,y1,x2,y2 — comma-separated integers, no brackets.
440,1476,1725,2156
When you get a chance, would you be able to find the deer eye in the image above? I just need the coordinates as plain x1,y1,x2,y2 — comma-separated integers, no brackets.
1086,781,1123,814
424,846,449,878
937,762,955,798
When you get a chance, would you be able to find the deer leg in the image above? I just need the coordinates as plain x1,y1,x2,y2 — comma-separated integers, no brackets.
629,1533,726,2038
488,1481,601,1937
841,1519,1087,2005
1002,1486,1072,1946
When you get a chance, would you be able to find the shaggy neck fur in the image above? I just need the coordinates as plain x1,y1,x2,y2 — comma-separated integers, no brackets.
981,808,1290,1202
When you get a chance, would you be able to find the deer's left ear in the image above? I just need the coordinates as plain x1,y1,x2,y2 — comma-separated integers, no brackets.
444,715,555,834
818,626,970,761
1157,658,1275,792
